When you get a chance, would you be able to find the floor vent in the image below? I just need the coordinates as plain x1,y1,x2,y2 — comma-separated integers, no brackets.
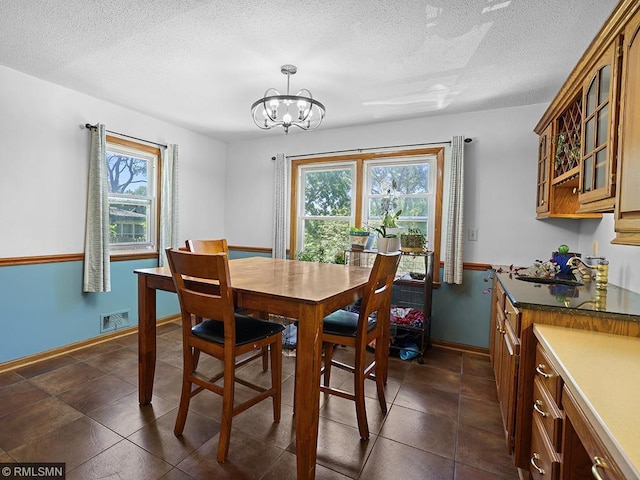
100,310,130,333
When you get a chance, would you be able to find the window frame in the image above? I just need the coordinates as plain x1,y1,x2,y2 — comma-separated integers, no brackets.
106,135,162,258
295,161,357,258
290,147,444,284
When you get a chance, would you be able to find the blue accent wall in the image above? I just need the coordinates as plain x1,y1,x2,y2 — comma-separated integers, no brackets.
0,251,492,364
0,258,179,363
431,268,492,349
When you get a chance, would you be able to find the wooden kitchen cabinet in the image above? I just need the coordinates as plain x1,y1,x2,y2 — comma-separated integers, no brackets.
530,414,560,480
490,280,521,452
535,98,601,219
562,386,626,480
488,273,640,476
536,124,552,215
613,8,640,245
576,39,621,212
529,346,563,480
498,318,520,451
535,0,640,223
532,330,630,480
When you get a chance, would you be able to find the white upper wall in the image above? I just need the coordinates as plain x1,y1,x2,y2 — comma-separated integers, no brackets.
0,65,226,257
226,105,640,292
1,63,638,292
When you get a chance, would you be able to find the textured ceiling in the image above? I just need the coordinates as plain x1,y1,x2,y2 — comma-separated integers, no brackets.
0,1,619,142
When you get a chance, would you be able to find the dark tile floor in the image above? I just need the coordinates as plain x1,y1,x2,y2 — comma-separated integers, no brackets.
0,322,519,479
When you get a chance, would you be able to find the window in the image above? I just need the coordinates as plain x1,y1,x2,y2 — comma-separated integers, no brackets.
295,162,356,263
106,136,160,254
291,148,444,282
364,159,432,241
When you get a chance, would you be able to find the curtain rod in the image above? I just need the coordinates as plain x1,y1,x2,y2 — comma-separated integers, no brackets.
84,123,167,149
279,138,472,160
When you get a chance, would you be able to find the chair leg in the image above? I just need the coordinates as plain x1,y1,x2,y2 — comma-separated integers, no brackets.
353,367,370,440
323,342,334,387
377,334,390,385
375,366,387,415
174,346,197,436
262,346,269,372
259,311,270,372
217,355,236,463
270,341,282,422
192,350,201,372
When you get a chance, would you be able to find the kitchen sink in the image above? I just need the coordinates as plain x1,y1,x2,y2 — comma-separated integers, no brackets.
515,275,584,287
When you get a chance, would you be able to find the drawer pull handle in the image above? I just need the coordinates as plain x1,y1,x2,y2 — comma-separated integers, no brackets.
591,456,609,480
533,400,547,417
536,364,551,379
531,453,545,475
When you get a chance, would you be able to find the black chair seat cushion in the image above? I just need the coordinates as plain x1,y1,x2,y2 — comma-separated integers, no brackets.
192,315,285,346
322,309,376,337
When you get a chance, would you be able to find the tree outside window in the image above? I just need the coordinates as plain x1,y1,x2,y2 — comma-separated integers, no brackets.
292,148,443,284
106,136,159,253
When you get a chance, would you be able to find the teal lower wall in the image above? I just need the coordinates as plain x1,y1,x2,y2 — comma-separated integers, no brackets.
0,258,179,363
0,251,491,364
431,268,492,349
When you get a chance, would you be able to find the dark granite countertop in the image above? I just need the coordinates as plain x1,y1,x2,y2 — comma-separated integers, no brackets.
493,270,640,321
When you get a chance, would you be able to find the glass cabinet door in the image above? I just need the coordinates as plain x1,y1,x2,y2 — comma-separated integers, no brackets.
536,124,552,214
579,41,619,207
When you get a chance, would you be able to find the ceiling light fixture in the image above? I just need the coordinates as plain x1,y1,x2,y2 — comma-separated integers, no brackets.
251,64,326,134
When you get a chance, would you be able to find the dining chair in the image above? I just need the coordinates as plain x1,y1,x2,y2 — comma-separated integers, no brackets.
185,238,229,255
185,238,269,371
320,251,401,440
165,248,285,463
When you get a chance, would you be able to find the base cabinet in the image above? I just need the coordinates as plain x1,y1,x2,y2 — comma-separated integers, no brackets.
561,387,626,480
490,279,520,451
488,275,640,476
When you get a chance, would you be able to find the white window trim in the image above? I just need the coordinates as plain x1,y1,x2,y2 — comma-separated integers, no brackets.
106,140,158,254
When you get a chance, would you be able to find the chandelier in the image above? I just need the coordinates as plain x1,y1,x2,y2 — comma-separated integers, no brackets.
251,65,326,134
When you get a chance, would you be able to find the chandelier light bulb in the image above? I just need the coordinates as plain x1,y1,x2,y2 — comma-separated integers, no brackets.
251,65,326,134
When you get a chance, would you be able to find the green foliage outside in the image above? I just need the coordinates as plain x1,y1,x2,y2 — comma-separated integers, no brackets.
299,161,431,262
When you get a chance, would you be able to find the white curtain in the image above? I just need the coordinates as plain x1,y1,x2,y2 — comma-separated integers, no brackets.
83,124,110,292
444,136,465,284
273,153,288,259
159,144,179,266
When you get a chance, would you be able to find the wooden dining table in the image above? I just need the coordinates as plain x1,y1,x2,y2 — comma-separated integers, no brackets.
134,256,374,480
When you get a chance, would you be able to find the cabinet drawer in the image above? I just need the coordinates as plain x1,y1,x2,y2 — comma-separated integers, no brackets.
535,344,562,405
530,414,560,480
532,377,563,450
504,296,520,333
562,386,625,480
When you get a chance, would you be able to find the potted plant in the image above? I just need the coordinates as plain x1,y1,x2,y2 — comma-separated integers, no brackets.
349,226,372,251
371,215,403,253
371,183,403,252
400,228,426,253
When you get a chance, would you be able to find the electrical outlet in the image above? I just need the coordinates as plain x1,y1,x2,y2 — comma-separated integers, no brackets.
468,228,478,241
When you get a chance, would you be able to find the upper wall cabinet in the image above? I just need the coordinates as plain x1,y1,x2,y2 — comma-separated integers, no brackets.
576,39,621,212
535,124,552,215
534,0,640,239
613,10,640,245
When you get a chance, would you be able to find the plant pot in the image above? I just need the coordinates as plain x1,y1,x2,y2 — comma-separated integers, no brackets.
400,233,425,253
552,251,580,276
349,231,370,250
377,237,400,253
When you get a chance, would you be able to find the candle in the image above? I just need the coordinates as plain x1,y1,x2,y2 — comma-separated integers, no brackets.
593,240,598,256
